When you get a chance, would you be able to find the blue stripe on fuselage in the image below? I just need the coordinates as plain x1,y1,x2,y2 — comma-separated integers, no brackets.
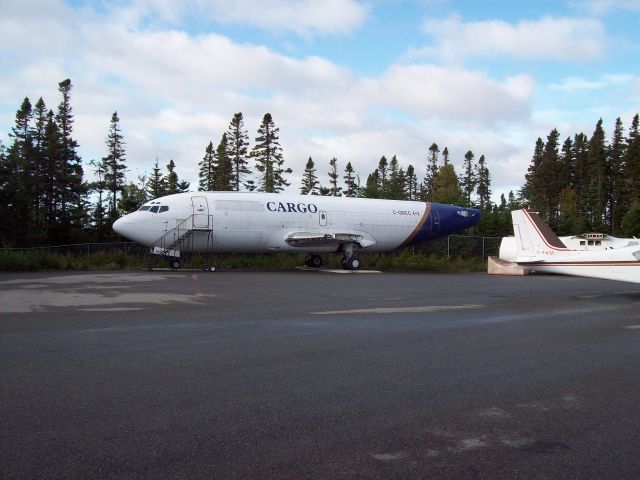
405,204,481,247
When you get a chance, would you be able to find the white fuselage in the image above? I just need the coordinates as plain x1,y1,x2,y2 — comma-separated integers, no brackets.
113,192,480,255
503,209,640,284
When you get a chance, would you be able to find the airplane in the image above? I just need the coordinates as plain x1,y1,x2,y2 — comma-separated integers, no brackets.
499,209,640,283
112,191,480,271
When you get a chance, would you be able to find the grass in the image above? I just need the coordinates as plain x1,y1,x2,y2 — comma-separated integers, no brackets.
0,249,487,273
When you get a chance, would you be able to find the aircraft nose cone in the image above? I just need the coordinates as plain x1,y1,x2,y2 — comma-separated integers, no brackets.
113,215,133,239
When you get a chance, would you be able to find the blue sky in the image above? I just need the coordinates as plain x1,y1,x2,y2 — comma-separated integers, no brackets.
1,0,639,199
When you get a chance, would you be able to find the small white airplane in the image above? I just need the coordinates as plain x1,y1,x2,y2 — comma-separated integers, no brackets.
500,209,640,283
113,191,480,270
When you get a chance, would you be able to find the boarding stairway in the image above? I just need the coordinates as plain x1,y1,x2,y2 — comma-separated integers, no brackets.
151,214,213,264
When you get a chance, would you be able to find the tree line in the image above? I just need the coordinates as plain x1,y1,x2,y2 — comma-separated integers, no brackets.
3,78,637,248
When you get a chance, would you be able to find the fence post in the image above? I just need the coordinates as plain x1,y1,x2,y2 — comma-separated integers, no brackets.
447,236,450,259
482,237,485,262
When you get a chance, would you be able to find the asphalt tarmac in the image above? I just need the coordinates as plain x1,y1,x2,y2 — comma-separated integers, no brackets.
1,270,639,479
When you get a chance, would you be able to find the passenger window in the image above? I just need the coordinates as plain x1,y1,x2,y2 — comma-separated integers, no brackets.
588,240,594,245
159,206,169,213
595,241,601,246
138,206,151,211
149,206,160,213
580,241,585,245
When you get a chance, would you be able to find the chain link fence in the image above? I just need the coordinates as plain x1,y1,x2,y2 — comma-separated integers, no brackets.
1,236,503,261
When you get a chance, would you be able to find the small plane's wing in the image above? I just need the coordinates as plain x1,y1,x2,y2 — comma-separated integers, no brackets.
285,231,376,248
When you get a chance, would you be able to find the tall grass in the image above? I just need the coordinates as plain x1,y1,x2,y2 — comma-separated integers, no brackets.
0,249,486,272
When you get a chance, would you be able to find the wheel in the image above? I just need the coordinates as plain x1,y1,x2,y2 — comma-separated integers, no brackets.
304,255,313,267
169,258,181,269
309,254,323,268
209,266,216,272
345,256,361,270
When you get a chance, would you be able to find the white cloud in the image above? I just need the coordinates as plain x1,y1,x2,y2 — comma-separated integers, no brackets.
550,74,635,91
116,0,370,36
0,0,543,199
572,0,640,15
415,15,606,63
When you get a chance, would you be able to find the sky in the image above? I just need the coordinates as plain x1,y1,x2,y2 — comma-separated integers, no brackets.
1,0,639,200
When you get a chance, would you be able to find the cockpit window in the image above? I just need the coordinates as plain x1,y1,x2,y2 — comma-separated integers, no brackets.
159,206,169,213
138,206,151,211
149,206,160,213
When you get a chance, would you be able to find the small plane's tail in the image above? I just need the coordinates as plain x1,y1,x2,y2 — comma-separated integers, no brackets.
511,210,567,257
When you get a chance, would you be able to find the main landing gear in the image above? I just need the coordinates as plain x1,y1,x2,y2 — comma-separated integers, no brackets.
304,246,362,271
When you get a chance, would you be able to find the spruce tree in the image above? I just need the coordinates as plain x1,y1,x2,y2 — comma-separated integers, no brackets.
343,162,359,197
608,117,626,233
214,133,233,191
460,150,476,207
361,170,380,198
300,157,320,195
328,157,342,196
251,113,291,193
625,114,640,205
54,79,86,241
198,141,215,191
146,158,166,199
377,156,388,198
585,119,608,229
387,155,405,200
101,111,127,219
405,164,418,201
475,154,491,210
226,112,251,191
165,159,190,194
432,164,463,205
424,142,440,199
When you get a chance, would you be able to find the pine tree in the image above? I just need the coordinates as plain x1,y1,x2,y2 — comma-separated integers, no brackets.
343,162,359,197
442,147,450,166
214,133,233,191
300,157,320,195
251,113,291,193
198,141,215,191
328,157,342,196
101,111,127,220
538,128,562,222
226,112,251,190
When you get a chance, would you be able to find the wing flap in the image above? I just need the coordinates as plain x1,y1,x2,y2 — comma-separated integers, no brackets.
285,231,376,248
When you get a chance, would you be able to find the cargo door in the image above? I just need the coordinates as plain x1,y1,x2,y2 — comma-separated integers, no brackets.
191,196,210,229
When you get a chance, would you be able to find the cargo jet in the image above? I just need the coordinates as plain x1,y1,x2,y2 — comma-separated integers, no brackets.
113,192,480,270
502,209,640,283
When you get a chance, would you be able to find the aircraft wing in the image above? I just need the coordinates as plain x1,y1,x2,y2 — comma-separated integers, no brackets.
285,231,376,248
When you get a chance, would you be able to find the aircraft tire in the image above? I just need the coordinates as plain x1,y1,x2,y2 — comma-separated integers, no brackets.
309,254,323,268
169,258,181,270
346,256,361,270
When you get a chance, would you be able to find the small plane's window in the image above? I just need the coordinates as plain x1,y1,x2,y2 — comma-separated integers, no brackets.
138,206,151,211
580,240,585,245
595,241,601,246
588,240,594,245
159,206,169,213
149,206,160,213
